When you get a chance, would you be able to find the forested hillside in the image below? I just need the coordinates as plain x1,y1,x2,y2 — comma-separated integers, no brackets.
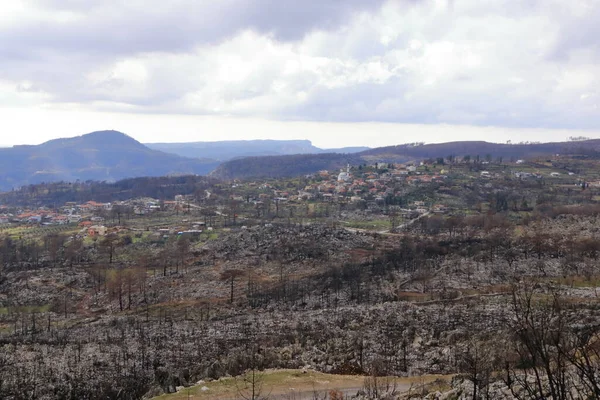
0,175,220,207
211,153,363,179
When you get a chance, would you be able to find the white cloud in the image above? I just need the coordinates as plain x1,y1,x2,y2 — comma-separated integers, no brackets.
0,0,599,144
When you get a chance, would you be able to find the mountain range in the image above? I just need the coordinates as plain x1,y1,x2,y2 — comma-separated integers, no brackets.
0,131,368,191
145,140,369,161
1,130,599,191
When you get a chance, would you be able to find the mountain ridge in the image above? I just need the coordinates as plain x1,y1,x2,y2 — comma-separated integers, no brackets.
146,139,370,161
0,130,219,192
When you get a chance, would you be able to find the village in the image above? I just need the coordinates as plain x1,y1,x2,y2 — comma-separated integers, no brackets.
0,155,587,243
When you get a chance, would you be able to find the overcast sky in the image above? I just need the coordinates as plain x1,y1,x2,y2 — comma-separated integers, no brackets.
1,0,599,148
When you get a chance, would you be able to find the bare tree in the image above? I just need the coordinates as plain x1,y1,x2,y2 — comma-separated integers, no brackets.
221,269,245,304
457,339,497,399
503,283,577,400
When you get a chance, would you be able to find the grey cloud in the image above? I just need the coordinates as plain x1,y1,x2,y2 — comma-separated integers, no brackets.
547,7,600,61
281,69,600,130
2,0,599,132
236,0,387,41
7,0,387,56
0,0,388,101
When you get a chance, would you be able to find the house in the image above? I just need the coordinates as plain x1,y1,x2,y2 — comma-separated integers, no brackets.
298,191,314,200
178,230,202,238
480,171,491,177
514,172,532,179
79,221,93,228
81,201,111,211
550,172,561,177
52,215,69,225
403,210,420,219
88,225,107,237
432,204,449,214
28,215,42,224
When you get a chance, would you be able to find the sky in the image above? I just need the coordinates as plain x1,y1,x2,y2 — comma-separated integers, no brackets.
1,0,599,148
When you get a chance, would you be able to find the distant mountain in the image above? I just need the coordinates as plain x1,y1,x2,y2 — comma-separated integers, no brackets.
212,139,600,179
359,140,600,161
0,131,219,191
146,139,369,161
5,132,599,189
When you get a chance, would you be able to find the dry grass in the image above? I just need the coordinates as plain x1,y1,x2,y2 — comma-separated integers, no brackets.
153,369,452,400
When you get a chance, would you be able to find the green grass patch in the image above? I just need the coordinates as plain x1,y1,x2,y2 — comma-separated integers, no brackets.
554,275,600,288
342,219,394,230
205,231,220,241
0,304,51,315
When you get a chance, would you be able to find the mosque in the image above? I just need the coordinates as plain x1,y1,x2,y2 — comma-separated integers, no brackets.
337,164,352,182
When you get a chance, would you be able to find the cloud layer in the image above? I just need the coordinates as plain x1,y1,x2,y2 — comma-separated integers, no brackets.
1,0,599,131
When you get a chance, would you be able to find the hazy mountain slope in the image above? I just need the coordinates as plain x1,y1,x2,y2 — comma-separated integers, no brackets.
0,131,219,191
146,139,369,161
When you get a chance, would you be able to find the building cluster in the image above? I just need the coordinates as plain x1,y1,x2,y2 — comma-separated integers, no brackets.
223,163,451,217
0,201,113,226
274,163,446,204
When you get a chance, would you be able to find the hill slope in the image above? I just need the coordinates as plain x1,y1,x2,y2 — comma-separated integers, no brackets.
211,153,363,179
0,131,219,191
146,139,369,161
212,139,600,179
360,140,600,160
